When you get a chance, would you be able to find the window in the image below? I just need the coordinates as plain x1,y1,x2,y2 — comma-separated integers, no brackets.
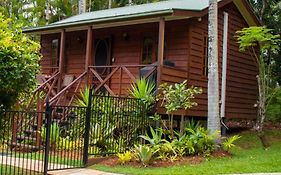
202,35,208,76
142,37,156,64
51,39,60,68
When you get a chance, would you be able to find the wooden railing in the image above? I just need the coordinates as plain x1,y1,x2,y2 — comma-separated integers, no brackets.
49,71,88,105
31,64,186,108
26,71,60,110
88,64,157,96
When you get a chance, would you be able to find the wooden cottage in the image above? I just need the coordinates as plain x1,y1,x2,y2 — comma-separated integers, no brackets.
25,0,260,120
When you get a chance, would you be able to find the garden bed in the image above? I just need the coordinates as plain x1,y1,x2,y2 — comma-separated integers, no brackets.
94,150,230,168
91,128,281,175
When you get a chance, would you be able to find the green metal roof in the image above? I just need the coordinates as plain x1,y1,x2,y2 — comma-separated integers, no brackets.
24,0,211,33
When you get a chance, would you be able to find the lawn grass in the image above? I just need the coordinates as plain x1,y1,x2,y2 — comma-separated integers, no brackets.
91,128,281,175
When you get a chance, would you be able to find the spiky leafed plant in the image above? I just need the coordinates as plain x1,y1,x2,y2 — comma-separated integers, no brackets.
128,78,155,107
74,86,91,107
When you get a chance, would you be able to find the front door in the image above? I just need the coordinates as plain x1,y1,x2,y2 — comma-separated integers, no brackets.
93,38,112,93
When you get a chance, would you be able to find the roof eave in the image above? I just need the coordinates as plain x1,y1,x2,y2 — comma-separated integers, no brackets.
23,9,174,34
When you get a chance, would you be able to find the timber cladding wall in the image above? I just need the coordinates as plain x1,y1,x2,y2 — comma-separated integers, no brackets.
188,2,258,119
39,2,258,119
40,21,189,95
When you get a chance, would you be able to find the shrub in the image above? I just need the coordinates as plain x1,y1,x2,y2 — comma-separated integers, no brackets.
128,78,156,108
57,138,83,151
186,127,218,155
139,127,165,146
0,14,41,109
134,145,158,166
117,151,133,165
221,135,241,152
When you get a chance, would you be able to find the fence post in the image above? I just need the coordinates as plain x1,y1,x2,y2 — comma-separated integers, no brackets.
83,88,93,166
43,100,52,175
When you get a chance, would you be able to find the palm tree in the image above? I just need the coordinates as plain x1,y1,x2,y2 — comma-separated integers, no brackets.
207,0,220,135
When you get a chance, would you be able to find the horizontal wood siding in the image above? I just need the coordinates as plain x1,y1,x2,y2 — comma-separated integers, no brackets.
39,2,258,119
40,34,60,74
187,2,258,119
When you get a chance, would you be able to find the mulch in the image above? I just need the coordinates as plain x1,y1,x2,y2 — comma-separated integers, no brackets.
95,150,231,168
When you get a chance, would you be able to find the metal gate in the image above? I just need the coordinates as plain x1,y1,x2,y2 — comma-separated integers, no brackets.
0,90,149,175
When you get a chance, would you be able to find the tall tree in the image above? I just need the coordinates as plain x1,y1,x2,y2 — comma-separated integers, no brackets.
207,0,220,135
236,26,280,148
249,0,281,84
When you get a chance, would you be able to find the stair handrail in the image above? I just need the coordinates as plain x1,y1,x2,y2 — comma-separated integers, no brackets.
49,71,87,105
34,71,60,93
25,71,60,111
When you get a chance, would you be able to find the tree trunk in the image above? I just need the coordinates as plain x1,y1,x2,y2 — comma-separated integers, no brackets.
207,0,221,136
79,0,86,14
255,75,270,148
109,0,112,9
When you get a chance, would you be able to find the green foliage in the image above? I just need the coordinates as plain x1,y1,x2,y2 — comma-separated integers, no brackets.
74,86,147,155
74,86,92,107
185,127,218,156
41,123,61,146
139,127,165,146
236,26,281,133
266,87,281,121
134,144,158,166
117,151,133,165
221,135,241,152
159,80,202,114
185,119,201,131
0,13,40,109
92,129,281,175
57,138,83,151
136,124,217,163
236,26,280,53
129,78,155,107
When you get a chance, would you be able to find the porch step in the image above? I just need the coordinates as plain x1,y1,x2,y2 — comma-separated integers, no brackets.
16,136,37,142
11,142,41,151
24,130,38,137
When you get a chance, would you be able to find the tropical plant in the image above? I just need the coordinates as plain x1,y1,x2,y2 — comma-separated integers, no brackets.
185,127,218,155
159,81,202,113
221,135,241,152
129,78,156,107
157,141,177,161
40,123,61,147
159,80,202,135
117,151,133,165
134,144,158,166
74,86,92,107
139,127,165,146
185,119,201,132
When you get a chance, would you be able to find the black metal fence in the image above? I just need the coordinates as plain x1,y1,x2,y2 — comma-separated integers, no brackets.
0,92,149,174
0,111,46,175
45,105,87,171
86,95,149,157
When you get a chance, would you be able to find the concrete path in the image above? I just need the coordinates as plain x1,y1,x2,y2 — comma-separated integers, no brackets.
48,169,123,175
0,154,71,171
